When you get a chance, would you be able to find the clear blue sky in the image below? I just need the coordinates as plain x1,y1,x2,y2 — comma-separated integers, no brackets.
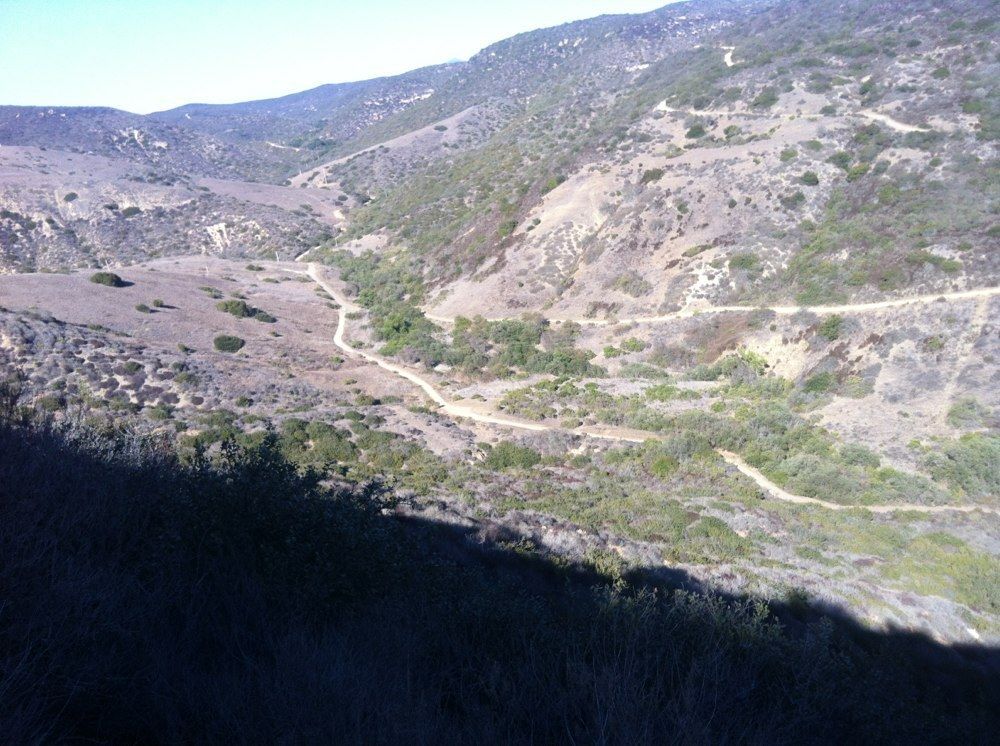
0,0,673,113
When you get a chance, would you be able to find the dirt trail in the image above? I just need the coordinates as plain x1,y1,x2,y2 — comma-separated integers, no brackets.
425,286,1000,326
858,110,929,133
718,451,999,516
305,263,548,432
294,261,998,516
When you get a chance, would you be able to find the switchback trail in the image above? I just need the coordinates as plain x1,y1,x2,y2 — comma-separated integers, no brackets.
297,262,998,517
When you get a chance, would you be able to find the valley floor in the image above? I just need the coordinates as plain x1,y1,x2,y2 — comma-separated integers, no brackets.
1,255,998,644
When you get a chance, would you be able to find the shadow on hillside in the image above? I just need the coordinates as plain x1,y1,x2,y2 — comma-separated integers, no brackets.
1,414,998,744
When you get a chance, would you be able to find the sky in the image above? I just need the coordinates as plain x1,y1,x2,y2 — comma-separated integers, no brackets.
0,0,672,114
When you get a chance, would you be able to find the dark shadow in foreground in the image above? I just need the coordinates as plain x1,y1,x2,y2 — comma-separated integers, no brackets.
1,410,998,744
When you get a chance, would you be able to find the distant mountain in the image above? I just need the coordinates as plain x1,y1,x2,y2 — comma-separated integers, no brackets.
2,0,996,303
0,106,290,181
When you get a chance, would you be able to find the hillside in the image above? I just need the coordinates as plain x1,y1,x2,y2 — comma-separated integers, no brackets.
1,0,998,735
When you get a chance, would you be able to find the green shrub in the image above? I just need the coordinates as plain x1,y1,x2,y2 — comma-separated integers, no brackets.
541,174,567,193
649,454,679,478
828,151,852,170
217,299,276,323
498,219,518,238
214,335,245,353
484,441,541,470
802,371,835,393
36,394,64,412
685,124,706,139
89,272,125,288
751,87,779,108
840,443,880,468
780,191,806,209
120,206,141,218
817,315,844,341
217,299,252,318
801,171,819,186
135,303,151,314
729,252,760,271
640,168,665,184
846,163,870,182
946,398,987,429
926,434,999,497
63,192,78,202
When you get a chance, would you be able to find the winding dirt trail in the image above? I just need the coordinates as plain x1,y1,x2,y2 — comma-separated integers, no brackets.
297,262,998,517
306,263,548,432
718,452,999,516
425,286,1000,326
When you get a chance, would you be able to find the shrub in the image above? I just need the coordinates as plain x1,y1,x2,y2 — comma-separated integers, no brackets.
36,394,64,412
498,219,518,238
217,299,276,323
541,174,567,193
751,87,779,108
89,271,125,287
217,299,252,318
802,371,836,393
484,441,541,470
152,299,166,308
780,191,806,209
801,171,819,186
926,434,999,497
213,335,245,353
846,163,870,182
63,192,78,202
817,314,844,341
729,252,760,271
840,443,880,467
640,168,664,184
828,151,852,170
120,206,141,218
946,398,987,429
135,304,151,314
685,124,706,139
649,454,679,478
